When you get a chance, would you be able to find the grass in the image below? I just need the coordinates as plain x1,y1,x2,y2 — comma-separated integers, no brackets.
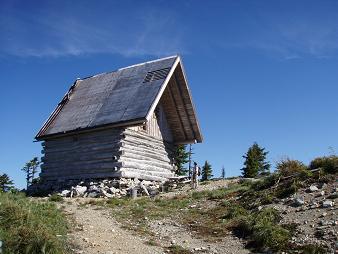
191,183,249,200
0,192,69,254
166,245,193,254
97,175,326,253
48,193,64,202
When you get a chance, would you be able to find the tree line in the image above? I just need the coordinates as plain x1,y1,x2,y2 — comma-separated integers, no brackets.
174,142,272,181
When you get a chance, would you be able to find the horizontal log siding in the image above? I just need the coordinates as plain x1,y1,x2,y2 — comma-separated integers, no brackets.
40,125,175,182
40,128,123,181
119,128,175,181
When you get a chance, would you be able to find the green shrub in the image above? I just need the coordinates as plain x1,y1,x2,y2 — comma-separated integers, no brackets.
48,194,64,202
252,174,280,191
0,192,69,254
309,155,338,174
276,158,309,177
298,244,327,254
229,207,291,252
223,203,248,219
260,192,274,205
167,244,192,254
275,181,299,198
252,220,290,251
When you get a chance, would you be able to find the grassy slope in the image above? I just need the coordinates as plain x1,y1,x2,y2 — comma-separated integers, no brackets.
91,173,334,253
0,192,69,254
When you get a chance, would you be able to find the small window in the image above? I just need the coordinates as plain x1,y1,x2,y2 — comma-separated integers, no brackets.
143,68,171,83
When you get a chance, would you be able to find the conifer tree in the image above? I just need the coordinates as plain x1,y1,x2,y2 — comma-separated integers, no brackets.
0,173,13,192
174,145,189,176
221,166,226,179
21,157,40,189
241,142,270,178
201,161,213,181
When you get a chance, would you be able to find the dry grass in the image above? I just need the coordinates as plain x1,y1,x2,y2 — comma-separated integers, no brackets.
0,192,69,254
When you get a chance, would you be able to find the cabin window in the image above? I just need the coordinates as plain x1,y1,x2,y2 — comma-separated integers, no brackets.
143,68,171,83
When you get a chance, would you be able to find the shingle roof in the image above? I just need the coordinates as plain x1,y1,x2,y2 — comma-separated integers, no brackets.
36,56,202,143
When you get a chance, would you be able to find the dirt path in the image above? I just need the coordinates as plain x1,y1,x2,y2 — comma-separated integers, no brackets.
62,179,250,254
64,200,163,254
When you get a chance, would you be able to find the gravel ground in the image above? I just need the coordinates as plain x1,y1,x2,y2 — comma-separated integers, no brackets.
61,178,251,254
64,200,163,254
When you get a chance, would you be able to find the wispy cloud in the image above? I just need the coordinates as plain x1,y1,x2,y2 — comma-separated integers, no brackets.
216,3,338,60
0,2,185,58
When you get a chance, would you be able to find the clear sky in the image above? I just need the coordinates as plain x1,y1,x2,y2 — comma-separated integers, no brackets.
1,0,338,188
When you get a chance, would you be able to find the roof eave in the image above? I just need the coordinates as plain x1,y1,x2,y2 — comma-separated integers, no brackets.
35,118,146,141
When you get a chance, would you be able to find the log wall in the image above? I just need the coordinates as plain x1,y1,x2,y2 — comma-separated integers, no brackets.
40,128,124,181
40,121,176,182
119,128,175,181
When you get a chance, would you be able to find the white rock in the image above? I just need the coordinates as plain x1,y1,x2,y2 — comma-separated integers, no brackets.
109,187,119,194
60,190,71,197
89,185,99,192
309,185,318,192
322,200,334,208
102,190,114,198
294,197,305,206
75,186,87,196
87,192,100,198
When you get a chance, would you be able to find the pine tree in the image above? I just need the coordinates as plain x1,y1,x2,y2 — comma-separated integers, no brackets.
0,173,13,192
21,157,40,189
221,166,225,179
201,161,213,181
174,145,189,176
241,142,270,178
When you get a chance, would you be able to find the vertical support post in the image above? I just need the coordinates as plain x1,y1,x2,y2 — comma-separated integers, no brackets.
188,144,192,179
131,187,138,199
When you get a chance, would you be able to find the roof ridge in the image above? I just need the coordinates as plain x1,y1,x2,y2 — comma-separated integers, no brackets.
118,55,178,71
77,55,179,81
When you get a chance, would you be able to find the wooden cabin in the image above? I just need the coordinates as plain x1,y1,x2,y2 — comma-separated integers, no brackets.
35,56,203,183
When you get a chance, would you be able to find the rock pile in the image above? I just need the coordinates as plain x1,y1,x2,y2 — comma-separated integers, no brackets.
273,182,338,252
57,178,164,198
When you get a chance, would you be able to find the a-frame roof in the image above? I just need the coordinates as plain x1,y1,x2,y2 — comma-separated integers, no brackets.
36,56,202,144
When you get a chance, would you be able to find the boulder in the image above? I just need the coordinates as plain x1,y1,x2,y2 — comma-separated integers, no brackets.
309,185,319,192
87,191,100,198
322,200,334,208
75,186,87,196
294,197,305,206
109,187,119,194
60,190,71,197
89,185,99,192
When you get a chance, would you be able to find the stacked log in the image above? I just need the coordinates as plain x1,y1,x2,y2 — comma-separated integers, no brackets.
119,128,175,181
40,128,124,181
39,126,176,183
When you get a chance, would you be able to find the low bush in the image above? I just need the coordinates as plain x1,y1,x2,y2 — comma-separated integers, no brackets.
223,203,248,220
228,206,291,252
48,193,64,202
275,180,299,199
276,158,309,178
309,155,338,174
0,192,69,254
251,174,280,191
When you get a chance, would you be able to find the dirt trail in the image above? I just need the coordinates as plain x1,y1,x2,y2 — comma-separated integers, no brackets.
64,200,162,254
62,179,250,254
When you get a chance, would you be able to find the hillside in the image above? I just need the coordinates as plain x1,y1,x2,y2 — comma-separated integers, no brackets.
61,173,337,254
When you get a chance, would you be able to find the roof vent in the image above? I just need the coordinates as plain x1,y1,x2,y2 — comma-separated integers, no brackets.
143,67,171,83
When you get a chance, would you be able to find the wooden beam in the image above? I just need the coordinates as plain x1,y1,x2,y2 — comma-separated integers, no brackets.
167,79,188,140
173,71,197,141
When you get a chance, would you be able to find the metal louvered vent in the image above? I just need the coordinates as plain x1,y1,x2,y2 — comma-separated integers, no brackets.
143,67,171,83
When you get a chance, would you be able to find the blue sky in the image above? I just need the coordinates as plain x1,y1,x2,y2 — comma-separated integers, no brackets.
1,0,338,188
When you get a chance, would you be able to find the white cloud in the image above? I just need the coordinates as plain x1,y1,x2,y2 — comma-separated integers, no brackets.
0,3,185,58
